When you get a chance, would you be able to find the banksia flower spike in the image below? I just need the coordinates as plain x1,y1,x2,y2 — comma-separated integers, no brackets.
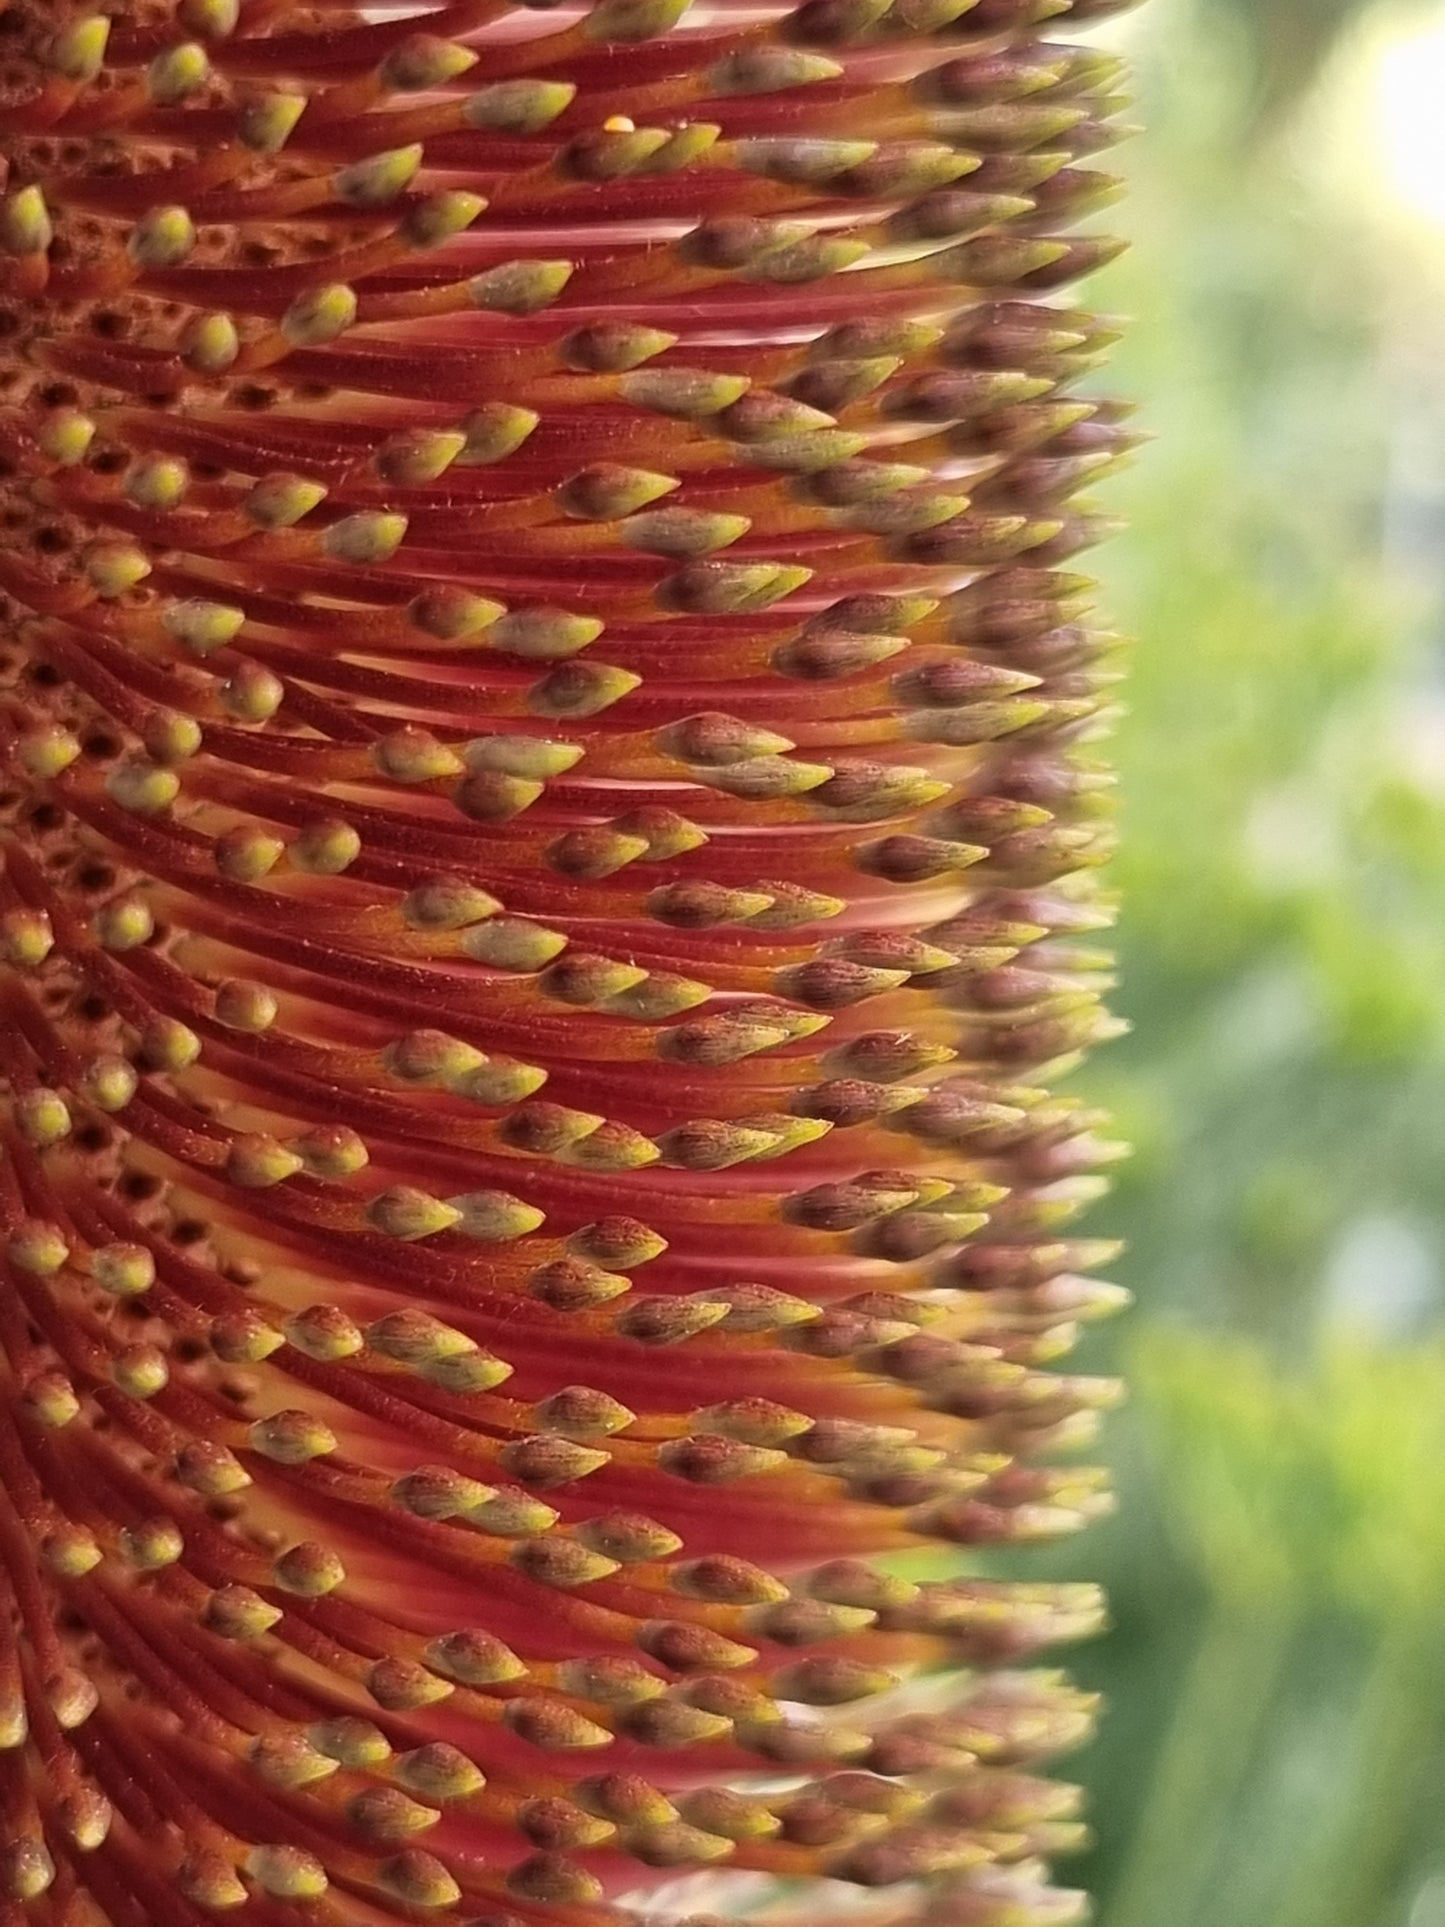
0,0,1135,1919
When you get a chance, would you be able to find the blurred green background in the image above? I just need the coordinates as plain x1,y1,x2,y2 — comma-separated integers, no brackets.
1040,0,1445,1918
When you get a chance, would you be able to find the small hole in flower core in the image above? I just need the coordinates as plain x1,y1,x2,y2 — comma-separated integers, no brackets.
33,527,70,556
120,1174,163,1203
28,802,63,831
1,509,23,529
173,1339,206,1364
39,384,78,408
75,995,111,1024
234,384,276,410
172,1220,207,1246
89,450,126,474
74,1125,111,1155
91,310,129,340
83,734,121,760
76,865,114,893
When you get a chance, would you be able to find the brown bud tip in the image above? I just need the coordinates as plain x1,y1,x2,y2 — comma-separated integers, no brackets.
500,1434,611,1486
376,1851,461,1908
367,1659,454,1710
568,1216,667,1267
659,1435,787,1483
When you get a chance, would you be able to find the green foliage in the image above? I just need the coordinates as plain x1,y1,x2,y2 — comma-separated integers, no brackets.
1045,2,1445,1919
1204,0,1439,131
1096,1333,1445,1927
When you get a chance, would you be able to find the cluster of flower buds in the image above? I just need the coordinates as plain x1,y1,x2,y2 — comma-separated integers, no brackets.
0,0,1136,1919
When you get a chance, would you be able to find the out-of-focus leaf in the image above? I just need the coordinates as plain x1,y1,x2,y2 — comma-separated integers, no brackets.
1055,1,1445,1921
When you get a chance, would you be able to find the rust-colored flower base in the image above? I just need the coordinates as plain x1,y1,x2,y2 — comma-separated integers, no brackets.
0,0,1135,1919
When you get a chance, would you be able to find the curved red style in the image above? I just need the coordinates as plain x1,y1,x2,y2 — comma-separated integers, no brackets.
0,0,1134,1920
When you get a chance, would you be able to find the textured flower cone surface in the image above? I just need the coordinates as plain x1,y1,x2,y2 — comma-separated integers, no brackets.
0,0,1136,1919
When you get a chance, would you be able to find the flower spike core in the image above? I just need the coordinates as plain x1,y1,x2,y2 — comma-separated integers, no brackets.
0,0,1136,1922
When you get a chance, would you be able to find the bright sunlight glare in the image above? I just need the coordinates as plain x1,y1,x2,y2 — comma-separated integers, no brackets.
1377,17,1445,227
